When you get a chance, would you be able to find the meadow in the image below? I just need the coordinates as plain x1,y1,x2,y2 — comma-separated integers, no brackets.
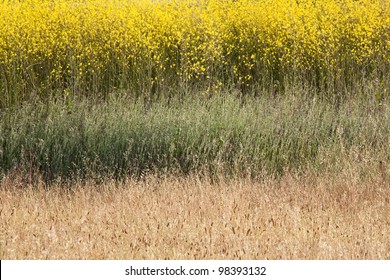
1,175,390,259
0,0,389,106
1,0,390,259
1,92,390,184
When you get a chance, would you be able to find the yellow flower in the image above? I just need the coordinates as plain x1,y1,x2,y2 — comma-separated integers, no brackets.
0,0,388,97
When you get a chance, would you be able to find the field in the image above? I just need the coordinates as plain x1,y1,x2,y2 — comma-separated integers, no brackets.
1,0,389,105
1,0,390,260
1,176,390,259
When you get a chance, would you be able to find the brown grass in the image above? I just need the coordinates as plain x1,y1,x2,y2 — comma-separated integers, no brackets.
1,174,389,260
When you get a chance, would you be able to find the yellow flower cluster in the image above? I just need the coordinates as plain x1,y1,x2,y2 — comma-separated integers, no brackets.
0,0,389,98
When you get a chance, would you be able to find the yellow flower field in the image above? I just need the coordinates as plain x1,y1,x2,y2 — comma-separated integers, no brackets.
0,0,389,101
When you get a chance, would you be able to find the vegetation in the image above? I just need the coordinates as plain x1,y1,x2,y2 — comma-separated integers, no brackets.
1,0,389,260
0,0,389,107
0,89,388,183
1,175,389,259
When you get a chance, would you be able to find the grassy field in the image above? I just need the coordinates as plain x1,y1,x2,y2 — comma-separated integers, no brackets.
1,0,390,260
1,175,389,259
1,91,389,183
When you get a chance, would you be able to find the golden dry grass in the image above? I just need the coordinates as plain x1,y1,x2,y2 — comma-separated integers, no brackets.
1,174,389,260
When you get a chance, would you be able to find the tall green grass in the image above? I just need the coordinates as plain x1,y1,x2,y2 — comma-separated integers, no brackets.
1,87,389,184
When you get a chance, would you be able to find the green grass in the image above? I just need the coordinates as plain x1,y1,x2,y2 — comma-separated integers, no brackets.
1,85,389,185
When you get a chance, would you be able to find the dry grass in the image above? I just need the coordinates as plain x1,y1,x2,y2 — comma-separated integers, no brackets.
1,174,389,260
